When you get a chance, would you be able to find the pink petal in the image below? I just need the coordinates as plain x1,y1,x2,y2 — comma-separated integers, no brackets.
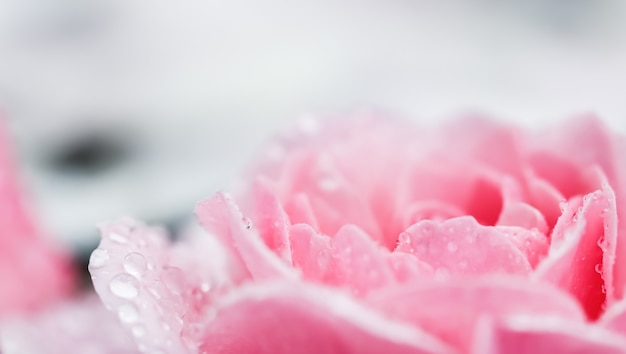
89,219,238,353
196,192,297,280
279,151,383,244
600,296,626,334
329,225,396,296
530,115,623,196
473,315,626,354
398,162,504,227
445,115,525,178
496,226,548,268
284,193,319,229
533,182,617,320
289,223,332,282
0,119,74,316
0,295,138,354
398,200,465,231
528,152,588,199
525,173,565,230
387,252,434,283
396,217,531,277
252,179,292,264
368,276,586,351
497,203,548,235
200,282,455,354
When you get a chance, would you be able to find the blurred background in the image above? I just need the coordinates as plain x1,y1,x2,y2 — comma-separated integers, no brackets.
1,0,626,255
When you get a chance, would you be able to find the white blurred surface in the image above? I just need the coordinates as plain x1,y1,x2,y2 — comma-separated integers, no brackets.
1,0,626,247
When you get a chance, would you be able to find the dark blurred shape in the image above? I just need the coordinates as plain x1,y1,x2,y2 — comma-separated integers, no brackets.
44,129,132,177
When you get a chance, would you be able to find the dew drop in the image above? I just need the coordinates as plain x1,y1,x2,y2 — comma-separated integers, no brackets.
447,242,458,252
110,273,139,299
124,252,148,277
132,325,146,338
118,303,139,324
200,282,211,292
109,232,128,244
89,249,109,269
595,263,603,274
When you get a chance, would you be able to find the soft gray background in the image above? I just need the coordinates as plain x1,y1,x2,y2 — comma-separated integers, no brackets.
1,0,625,249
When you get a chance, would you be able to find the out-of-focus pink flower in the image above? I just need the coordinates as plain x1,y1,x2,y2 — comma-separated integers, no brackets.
90,112,626,353
0,116,139,354
0,120,74,317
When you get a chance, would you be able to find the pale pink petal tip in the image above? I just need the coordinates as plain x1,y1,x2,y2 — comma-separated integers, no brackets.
0,295,138,354
474,315,626,354
200,282,454,354
195,192,297,280
89,218,229,353
368,277,586,351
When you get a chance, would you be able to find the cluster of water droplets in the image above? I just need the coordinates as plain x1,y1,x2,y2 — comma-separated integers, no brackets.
89,221,196,354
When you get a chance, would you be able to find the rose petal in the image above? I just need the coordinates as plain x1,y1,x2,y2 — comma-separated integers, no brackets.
398,200,465,230
387,252,434,283
533,181,617,319
600,296,626,334
497,203,548,235
396,217,531,277
473,315,626,354
329,225,396,296
525,173,565,230
200,282,455,354
252,178,292,264
196,192,297,280
284,193,319,229
89,219,239,353
443,115,525,179
289,223,332,282
0,119,74,316
530,115,623,195
279,151,384,243
89,219,188,353
368,276,586,351
496,226,548,268
0,296,138,354
398,162,504,227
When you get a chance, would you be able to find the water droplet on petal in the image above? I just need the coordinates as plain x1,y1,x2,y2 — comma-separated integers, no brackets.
124,252,148,277
200,282,211,292
110,273,139,299
118,303,139,324
89,249,109,268
595,263,603,274
132,325,146,338
109,232,128,244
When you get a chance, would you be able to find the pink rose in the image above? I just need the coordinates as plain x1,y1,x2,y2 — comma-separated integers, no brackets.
90,113,626,353
0,119,74,317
